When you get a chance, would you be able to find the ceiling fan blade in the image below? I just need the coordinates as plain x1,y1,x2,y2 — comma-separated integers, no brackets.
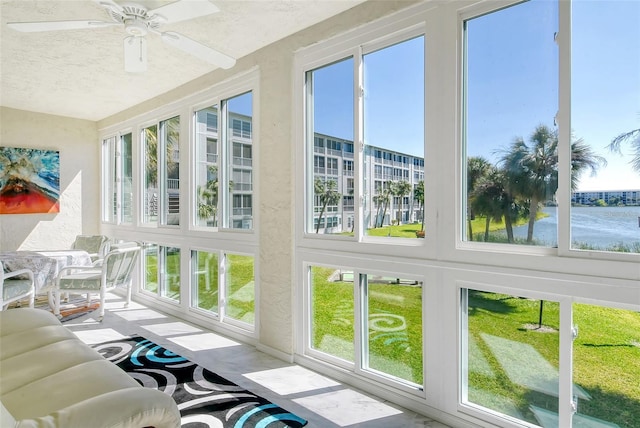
123,36,147,73
7,20,117,32
160,32,235,69
150,0,219,24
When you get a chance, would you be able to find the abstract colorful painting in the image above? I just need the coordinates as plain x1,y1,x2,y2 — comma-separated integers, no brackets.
0,147,60,214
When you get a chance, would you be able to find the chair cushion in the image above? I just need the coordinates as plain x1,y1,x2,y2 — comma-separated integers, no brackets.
2,279,32,300
72,236,106,254
58,271,102,291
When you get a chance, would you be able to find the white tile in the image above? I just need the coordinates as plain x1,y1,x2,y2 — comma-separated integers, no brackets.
168,332,244,351
113,308,168,321
72,328,130,345
293,389,403,426
141,321,203,336
243,365,340,395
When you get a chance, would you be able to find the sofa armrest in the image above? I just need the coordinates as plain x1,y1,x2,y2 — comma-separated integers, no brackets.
15,387,180,428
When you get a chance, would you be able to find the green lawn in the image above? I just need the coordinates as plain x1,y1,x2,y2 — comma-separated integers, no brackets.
311,266,423,384
467,291,640,427
355,215,534,240
309,275,639,426
366,223,423,238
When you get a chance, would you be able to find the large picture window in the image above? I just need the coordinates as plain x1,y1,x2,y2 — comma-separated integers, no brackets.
463,0,639,255
102,135,116,223
195,106,219,228
142,116,180,227
193,90,254,230
226,92,254,230
305,33,425,241
463,0,560,247
306,58,354,236
363,36,424,239
307,264,424,389
462,287,640,428
570,0,640,253
102,133,132,224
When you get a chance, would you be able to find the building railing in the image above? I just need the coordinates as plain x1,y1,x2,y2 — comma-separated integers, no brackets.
327,168,339,176
233,157,252,167
233,183,252,191
232,207,253,216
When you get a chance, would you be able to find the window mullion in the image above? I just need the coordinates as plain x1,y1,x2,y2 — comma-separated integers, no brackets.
559,298,574,428
354,270,366,375
220,100,230,229
354,46,364,240
556,0,572,256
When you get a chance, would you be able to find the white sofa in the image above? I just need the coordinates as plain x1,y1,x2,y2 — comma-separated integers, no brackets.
0,308,181,428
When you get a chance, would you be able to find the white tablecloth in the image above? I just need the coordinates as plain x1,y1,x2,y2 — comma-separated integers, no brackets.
0,250,92,293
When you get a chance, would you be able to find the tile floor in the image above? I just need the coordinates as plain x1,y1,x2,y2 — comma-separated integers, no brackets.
64,292,453,428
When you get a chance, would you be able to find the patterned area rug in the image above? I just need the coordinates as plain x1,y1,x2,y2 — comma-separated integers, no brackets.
10,295,99,323
92,336,308,428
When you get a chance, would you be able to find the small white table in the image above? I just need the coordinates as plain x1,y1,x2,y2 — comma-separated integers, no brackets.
0,250,93,306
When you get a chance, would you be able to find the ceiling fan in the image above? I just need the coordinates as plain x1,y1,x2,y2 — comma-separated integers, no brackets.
7,0,236,73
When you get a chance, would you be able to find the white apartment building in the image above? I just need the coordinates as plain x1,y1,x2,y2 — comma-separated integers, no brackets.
572,189,640,206
313,132,425,233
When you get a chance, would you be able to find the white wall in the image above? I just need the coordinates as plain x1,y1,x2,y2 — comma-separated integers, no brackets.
0,107,99,251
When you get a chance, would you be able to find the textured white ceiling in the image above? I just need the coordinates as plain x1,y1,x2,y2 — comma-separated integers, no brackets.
0,0,364,121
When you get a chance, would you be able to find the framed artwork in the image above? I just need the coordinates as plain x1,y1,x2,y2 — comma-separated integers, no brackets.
0,146,60,214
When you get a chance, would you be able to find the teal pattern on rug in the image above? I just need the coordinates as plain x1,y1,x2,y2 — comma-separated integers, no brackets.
92,336,307,428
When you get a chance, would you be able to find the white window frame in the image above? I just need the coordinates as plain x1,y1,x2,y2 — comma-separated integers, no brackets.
294,2,639,427
294,9,430,259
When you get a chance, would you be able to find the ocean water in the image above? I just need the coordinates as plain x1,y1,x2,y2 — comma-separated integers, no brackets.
509,206,640,250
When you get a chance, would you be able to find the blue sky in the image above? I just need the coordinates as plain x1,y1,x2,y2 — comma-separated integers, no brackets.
228,91,252,116
311,0,639,192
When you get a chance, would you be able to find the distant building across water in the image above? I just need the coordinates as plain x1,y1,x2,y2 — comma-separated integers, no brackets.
572,190,640,206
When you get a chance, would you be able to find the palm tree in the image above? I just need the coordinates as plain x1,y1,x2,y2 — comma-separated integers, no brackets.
144,118,181,188
414,180,425,231
471,167,520,242
607,126,640,173
377,187,392,227
500,125,605,243
314,178,341,233
467,157,492,241
391,180,412,225
197,166,219,226
373,194,385,228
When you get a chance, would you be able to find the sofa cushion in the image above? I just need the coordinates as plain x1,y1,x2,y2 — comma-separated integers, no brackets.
0,308,60,337
0,325,77,361
0,339,105,396
2,360,141,420
0,308,181,428
1,400,16,428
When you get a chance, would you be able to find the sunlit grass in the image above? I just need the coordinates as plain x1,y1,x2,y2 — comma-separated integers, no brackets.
467,291,640,427
310,266,423,385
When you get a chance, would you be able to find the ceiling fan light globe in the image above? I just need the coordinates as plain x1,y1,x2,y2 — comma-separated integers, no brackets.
124,18,147,36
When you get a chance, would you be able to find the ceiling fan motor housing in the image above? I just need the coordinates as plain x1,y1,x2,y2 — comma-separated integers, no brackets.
108,2,163,36
124,17,147,36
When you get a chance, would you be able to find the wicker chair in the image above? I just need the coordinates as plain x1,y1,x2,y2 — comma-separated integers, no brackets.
54,246,140,320
0,261,35,310
71,234,110,263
